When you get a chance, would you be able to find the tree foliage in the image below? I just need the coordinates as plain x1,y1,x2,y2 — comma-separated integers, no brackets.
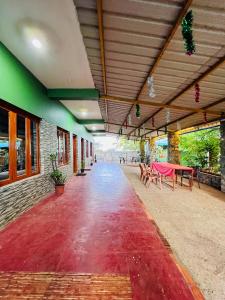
179,128,220,173
117,137,140,151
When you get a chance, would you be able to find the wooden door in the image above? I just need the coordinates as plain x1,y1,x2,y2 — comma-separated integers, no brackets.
73,135,78,173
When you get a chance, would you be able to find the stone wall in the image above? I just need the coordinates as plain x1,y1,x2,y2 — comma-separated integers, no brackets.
198,171,221,190
220,120,225,193
0,119,74,229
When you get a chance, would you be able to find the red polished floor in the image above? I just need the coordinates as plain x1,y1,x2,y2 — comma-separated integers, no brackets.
0,163,199,299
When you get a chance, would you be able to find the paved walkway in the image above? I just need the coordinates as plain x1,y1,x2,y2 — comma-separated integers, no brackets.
0,163,201,299
123,164,225,300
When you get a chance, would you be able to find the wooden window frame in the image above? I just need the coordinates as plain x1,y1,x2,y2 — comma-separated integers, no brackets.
57,128,69,166
0,103,40,187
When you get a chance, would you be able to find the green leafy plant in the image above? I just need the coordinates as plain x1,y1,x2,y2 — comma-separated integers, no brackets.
50,153,66,185
179,128,220,173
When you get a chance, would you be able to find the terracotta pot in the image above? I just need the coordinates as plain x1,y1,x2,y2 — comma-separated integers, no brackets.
55,185,64,196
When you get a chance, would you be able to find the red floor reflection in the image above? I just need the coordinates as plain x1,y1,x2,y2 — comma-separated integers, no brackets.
0,163,200,299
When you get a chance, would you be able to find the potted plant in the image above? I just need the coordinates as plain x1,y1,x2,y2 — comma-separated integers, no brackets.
81,160,85,173
50,154,66,196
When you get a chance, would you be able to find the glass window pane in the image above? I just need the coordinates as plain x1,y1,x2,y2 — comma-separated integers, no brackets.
0,107,9,181
17,115,26,176
31,121,38,172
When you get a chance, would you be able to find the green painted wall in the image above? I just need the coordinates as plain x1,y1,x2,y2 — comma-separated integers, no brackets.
0,42,92,140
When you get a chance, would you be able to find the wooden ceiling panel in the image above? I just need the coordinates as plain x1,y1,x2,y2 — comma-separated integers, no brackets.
103,0,185,23
105,51,155,65
104,41,160,57
104,29,165,49
103,13,172,37
105,62,149,74
167,39,221,57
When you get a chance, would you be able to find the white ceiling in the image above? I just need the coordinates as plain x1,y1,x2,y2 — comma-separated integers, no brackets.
0,0,94,88
85,124,105,131
61,100,102,120
0,0,104,132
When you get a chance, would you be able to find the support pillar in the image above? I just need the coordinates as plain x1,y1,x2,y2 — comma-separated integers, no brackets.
149,137,157,163
140,140,146,163
168,132,180,164
220,120,225,192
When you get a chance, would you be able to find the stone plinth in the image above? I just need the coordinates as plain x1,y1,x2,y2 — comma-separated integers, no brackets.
198,171,221,190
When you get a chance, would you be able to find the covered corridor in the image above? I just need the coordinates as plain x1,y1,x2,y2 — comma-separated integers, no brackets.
0,0,225,299
0,163,201,299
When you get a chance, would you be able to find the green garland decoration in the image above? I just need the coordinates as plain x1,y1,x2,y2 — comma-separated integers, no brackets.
136,104,141,118
182,10,195,56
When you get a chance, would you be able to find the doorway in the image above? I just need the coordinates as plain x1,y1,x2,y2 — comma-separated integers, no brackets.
81,137,84,164
73,135,78,174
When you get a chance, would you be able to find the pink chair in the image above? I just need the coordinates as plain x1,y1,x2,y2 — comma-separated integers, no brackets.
145,167,162,189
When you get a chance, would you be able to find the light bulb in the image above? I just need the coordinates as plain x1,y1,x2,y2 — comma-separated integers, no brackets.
32,38,42,49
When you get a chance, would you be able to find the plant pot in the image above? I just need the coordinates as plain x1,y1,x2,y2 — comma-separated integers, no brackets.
55,184,65,196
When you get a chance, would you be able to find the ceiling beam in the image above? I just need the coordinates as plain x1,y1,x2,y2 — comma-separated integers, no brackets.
105,121,167,132
47,89,99,100
97,0,108,124
78,119,105,125
142,97,225,137
101,95,222,116
87,129,106,133
118,0,193,135
106,131,142,139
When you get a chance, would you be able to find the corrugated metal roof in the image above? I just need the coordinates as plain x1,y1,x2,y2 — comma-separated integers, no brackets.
74,0,225,138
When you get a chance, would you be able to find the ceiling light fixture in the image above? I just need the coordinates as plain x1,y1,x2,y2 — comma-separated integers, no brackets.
32,38,42,49
81,111,88,117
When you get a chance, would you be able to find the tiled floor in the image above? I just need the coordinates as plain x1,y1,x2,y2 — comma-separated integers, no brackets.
0,163,201,299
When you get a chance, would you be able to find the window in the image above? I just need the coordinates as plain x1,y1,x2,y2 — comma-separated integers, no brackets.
86,140,89,158
0,103,40,187
57,128,69,165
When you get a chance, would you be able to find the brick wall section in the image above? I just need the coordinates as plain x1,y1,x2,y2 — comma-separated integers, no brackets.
220,120,225,193
0,119,74,229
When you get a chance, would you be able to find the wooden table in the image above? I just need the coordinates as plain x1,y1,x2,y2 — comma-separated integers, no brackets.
151,162,193,190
